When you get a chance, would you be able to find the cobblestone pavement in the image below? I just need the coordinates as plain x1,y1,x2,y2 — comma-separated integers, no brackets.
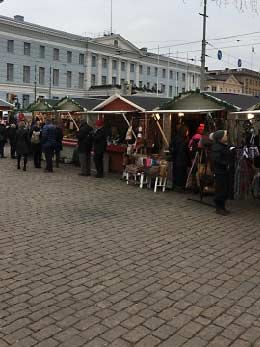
1,156,260,347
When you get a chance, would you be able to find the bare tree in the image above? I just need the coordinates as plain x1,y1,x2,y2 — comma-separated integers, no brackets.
211,0,258,12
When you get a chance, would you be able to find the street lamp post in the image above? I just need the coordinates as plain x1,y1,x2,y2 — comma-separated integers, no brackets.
200,0,208,92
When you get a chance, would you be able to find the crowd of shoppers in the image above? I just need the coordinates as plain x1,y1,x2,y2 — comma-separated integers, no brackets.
0,117,107,178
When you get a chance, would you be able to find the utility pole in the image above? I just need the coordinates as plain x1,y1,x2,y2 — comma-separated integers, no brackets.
200,0,207,91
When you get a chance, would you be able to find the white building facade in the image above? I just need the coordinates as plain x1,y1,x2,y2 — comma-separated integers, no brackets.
0,15,201,109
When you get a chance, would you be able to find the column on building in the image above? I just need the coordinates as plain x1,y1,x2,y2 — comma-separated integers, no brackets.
108,57,113,84
97,54,102,85
85,51,92,90
117,58,121,85
135,62,139,86
126,61,130,83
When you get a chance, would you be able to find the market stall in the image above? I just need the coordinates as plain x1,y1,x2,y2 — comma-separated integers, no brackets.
90,94,170,175
228,110,260,200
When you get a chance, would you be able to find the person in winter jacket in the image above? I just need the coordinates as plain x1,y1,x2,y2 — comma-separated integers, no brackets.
171,125,191,190
16,121,30,171
42,118,56,172
30,121,42,168
54,122,63,168
8,123,17,159
0,121,7,158
93,119,107,178
211,130,230,216
76,121,93,176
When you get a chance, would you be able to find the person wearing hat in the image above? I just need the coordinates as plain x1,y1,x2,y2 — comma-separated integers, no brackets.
93,119,107,178
211,130,230,216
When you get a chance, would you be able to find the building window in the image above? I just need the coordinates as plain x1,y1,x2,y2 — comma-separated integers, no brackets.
102,58,107,69
147,66,151,75
40,45,45,59
92,55,96,67
130,63,135,73
53,48,59,61
212,86,217,92
121,61,126,71
24,42,31,56
130,80,134,85
67,71,72,88
112,77,117,85
7,40,14,53
176,72,179,81
170,70,173,79
139,81,143,88
169,85,173,97
114,40,119,48
182,87,185,93
192,74,195,84
182,73,186,82
162,69,166,78
53,69,59,86
102,76,107,85
79,53,84,65
22,95,30,109
39,67,45,85
79,73,84,89
154,83,157,90
120,78,125,85
147,82,150,89
154,67,158,77
7,63,14,81
67,51,72,64
139,65,143,74
161,84,166,93
23,66,30,83
91,74,96,85
113,60,117,70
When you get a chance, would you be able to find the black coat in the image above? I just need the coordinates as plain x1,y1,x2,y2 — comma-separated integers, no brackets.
93,127,107,154
77,123,93,153
8,126,17,144
55,127,64,152
16,128,30,155
211,142,229,175
0,125,7,144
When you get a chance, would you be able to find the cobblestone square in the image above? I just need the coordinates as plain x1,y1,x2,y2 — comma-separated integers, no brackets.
0,157,260,346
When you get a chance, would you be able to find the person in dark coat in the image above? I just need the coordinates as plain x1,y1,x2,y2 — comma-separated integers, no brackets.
93,119,107,178
171,125,191,190
211,130,230,216
54,122,63,168
76,121,93,176
8,123,17,159
0,122,7,158
16,121,30,171
30,121,42,168
42,118,56,172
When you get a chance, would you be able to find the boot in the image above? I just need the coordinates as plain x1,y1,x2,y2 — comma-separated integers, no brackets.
216,208,229,216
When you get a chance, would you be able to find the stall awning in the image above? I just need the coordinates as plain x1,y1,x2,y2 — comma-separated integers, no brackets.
144,109,225,114
228,110,260,120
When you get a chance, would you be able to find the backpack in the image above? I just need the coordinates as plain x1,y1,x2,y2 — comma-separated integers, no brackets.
31,131,41,144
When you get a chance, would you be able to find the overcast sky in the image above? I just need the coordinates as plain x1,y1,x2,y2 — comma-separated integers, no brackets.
1,0,260,71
